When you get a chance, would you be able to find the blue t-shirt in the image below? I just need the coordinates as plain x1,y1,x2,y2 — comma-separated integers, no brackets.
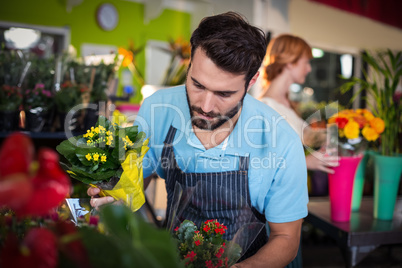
134,85,308,223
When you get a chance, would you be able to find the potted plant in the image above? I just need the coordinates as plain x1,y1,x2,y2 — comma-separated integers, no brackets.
23,56,56,132
54,81,82,132
23,83,54,132
0,50,27,131
340,49,402,220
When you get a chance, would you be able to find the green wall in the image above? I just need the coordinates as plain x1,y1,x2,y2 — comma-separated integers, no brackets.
0,0,191,103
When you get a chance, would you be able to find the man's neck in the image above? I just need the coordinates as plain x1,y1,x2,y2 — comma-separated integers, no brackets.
193,111,241,150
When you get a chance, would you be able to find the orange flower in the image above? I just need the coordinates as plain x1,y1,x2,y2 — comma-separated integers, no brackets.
369,118,385,134
118,47,133,67
362,126,379,141
344,120,360,139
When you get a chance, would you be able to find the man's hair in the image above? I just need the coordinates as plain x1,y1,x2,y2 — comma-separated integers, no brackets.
190,12,267,90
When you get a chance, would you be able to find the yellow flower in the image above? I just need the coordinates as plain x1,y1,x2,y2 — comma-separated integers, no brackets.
338,129,345,138
93,153,100,161
344,121,360,139
362,126,379,141
369,118,385,134
106,137,112,146
94,127,100,134
101,155,107,162
86,154,92,161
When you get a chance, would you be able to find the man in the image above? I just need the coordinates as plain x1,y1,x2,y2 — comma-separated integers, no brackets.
89,12,308,267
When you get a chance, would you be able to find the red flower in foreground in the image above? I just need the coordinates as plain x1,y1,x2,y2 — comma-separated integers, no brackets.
0,133,71,217
0,228,58,268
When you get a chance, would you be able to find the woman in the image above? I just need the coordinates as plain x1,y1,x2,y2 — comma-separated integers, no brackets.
259,34,339,174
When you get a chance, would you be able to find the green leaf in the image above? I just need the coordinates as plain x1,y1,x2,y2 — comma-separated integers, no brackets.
99,205,183,268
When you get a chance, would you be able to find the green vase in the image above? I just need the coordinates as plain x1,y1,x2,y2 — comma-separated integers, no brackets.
351,151,371,211
373,153,402,220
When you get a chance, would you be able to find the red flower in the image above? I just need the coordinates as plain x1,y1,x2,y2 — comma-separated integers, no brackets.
185,251,197,262
335,117,349,129
0,228,58,268
0,133,71,217
53,221,91,268
174,226,180,232
16,148,71,217
205,260,214,268
194,240,201,246
215,246,225,258
203,226,210,232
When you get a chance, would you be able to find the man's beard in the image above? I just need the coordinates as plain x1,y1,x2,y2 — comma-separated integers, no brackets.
185,86,246,131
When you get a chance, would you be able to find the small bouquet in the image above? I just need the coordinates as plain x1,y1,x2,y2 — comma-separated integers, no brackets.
327,109,385,156
56,115,149,211
173,219,241,268
167,181,265,267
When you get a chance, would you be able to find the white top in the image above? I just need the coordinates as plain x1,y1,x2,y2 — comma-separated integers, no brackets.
260,97,325,148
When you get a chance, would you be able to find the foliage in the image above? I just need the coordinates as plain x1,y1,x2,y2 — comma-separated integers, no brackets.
340,50,402,155
54,81,83,113
118,42,145,88
0,50,27,87
23,83,54,111
66,58,117,104
160,37,190,86
173,219,242,268
0,85,22,111
0,50,28,111
328,109,384,156
56,116,147,185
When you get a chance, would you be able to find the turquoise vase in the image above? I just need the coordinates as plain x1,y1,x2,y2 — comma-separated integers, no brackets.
373,153,402,220
351,151,371,211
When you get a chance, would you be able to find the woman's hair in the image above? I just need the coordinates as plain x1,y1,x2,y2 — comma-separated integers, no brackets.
261,34,312,89
190,12,267,90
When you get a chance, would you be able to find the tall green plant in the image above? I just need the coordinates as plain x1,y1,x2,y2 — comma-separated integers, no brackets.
340,50,402,156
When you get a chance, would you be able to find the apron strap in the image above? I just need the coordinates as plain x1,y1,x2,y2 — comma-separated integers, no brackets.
239,156,249,172
164,125,177,145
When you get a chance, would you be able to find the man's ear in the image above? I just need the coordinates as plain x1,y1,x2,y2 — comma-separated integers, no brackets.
247,71,260,92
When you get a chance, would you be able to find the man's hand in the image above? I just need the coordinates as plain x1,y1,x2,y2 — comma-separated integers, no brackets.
87,187,115,209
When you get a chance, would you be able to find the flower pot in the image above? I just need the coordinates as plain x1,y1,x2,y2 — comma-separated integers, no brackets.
25,108,50,132
351,151,372,211
373,153,402,220
0,110,20,131
328,155,363,222
83,104,99,131
58,111,81,132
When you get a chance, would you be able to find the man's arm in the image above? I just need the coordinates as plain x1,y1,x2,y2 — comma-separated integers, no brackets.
233,219,302,268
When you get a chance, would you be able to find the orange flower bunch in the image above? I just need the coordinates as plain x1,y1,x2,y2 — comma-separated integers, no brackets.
328,109,385,142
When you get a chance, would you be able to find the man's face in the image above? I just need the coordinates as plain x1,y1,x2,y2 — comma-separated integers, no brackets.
186,49,254,131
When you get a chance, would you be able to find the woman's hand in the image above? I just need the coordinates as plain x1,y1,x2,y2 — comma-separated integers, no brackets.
306,151,339,174
87,187,115,209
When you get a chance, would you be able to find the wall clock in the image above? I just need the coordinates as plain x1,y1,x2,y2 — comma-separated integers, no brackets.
96,3,119,31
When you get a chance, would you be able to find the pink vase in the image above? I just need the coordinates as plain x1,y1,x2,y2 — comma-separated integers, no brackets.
328,155,363,222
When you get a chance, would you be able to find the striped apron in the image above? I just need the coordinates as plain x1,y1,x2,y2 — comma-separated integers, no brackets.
161,125,268,260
